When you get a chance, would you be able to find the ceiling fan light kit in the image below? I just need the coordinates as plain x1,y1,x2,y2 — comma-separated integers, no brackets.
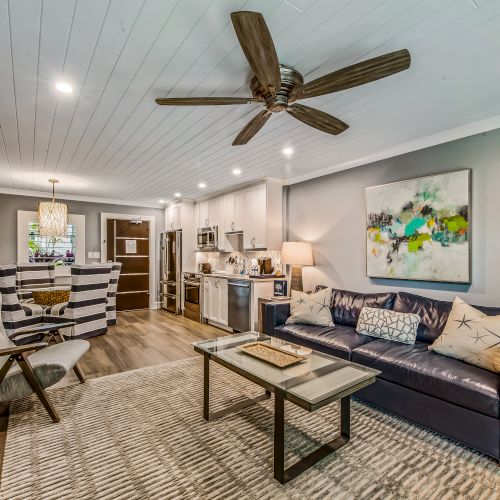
156,11,411,146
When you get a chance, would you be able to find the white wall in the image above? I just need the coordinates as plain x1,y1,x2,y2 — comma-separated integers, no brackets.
286,128,500,306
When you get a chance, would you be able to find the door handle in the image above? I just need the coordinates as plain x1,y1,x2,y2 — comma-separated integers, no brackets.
205,218,209,227
231,221,235,231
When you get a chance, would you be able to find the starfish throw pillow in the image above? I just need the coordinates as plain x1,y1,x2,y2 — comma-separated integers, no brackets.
286,287,334,327
428,297,500,373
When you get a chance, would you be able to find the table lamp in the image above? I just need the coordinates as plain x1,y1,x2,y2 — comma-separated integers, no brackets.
281,241,313,292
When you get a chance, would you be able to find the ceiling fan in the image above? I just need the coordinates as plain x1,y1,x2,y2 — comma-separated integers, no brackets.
155,11,411,146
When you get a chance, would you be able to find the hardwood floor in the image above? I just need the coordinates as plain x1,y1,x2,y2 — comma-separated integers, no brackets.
0,309,224,474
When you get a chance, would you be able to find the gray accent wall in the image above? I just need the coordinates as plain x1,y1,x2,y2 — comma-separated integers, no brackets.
286,129,500,306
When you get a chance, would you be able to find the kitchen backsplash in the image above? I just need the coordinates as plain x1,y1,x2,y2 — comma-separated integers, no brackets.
196,250,282,275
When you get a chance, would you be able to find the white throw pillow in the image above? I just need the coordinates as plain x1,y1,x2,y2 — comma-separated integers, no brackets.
429,297,500,373
286,288,334,327
357,307,420,344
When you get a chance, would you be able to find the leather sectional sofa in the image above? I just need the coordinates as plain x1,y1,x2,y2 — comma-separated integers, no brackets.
264,289,499,461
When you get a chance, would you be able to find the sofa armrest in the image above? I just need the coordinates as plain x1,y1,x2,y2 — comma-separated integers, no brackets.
264,302,291,335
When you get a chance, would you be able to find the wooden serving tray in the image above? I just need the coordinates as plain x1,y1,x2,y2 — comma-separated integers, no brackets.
238,342,306,368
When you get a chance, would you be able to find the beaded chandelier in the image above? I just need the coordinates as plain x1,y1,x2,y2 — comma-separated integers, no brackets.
38,179,68,238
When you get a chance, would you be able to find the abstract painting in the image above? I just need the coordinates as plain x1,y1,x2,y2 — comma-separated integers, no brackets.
366,170,471,283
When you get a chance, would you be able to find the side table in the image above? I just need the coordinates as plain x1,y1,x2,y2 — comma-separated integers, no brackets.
257,296,291,333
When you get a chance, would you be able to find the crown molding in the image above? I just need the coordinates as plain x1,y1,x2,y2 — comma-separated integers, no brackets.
286,114,500,186
0,187,164,209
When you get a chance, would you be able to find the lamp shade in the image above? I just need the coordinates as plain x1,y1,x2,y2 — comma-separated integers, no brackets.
38,201,68,237
281,241,313,266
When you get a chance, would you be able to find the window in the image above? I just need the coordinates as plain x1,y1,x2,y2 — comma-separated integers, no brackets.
17,210,85,266
28,222,77,265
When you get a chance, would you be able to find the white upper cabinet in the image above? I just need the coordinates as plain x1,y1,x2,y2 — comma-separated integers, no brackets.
194,179,283,251
198,201,209,227
165,204,181,230
208,197,223,229
197,198,223,229
243,183,267,250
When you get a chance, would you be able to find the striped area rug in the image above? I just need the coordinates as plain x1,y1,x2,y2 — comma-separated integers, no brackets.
2,358,498,499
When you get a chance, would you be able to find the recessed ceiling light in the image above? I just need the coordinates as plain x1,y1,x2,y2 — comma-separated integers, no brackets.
55,81,73,94
232,168,242,175
198,182,206,189
282,146,294,158
174,192,181,198
159,199,165,204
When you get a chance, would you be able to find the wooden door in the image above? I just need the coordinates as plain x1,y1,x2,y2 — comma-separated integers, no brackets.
107,218,150,311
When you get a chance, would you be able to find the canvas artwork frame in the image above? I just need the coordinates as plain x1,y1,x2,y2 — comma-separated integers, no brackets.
365,169,471,283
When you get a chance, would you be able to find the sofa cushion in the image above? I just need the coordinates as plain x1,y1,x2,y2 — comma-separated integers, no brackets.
352,339,499,418
274,323,374,360
394,292,500,344
393,292,452,343
331,289,396,327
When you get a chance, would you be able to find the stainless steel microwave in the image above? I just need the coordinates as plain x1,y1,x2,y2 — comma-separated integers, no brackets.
197,226,218,251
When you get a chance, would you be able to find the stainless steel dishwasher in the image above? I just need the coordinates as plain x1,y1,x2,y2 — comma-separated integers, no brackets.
228,279,251,332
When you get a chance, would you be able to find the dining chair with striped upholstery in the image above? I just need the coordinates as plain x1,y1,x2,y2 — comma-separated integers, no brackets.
44,264,113,340
16,263,55,303
0,265,45,345
106,262,122,326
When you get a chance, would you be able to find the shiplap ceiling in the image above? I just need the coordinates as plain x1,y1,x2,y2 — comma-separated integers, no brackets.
1,0,500,207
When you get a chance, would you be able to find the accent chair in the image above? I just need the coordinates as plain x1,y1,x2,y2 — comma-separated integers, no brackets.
0,309,89,423
16,263,55,302
106,262,122,326
44,264,113,339
0,265,45,345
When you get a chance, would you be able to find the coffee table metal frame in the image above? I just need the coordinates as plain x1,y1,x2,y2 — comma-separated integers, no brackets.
194,336,378,484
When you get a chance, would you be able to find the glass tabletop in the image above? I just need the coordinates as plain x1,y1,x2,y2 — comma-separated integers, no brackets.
193,332,380,410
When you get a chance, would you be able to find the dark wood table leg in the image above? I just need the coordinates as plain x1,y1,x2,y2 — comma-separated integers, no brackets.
274,388,286,484
203,355,210,421
274,394,351,484
202,355,271,421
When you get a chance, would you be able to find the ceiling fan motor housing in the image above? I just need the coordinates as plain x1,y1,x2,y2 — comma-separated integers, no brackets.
250,65,303,112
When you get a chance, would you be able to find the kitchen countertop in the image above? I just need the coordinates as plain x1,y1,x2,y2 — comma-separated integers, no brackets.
202,272,285,282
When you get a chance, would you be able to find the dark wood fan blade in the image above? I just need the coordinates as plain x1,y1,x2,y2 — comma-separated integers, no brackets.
232,110,271,145
286,104,348,135
231,11,281,97
290,49,411,100
155,97,260,105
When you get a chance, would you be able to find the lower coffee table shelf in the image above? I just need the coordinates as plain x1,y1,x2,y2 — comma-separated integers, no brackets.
193,332,380,484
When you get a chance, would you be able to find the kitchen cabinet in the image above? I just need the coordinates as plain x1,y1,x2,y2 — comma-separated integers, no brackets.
223,190,245,233
194,179,283,251
198,201,209,227
197,198,223,230
203,276,228,326
165,204,181,230
243,183,267,250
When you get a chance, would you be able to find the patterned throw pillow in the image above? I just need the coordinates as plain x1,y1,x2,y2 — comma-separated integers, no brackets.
286,288,334,327
357,307,420,344
429,297,500,373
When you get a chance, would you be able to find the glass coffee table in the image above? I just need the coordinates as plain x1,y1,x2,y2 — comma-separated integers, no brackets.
193,332,380,484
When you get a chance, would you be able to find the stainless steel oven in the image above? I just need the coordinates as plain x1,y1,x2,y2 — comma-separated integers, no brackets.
197,226,218,251
182,272,203,322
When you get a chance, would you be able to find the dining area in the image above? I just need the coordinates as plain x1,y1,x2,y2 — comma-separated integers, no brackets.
0,262,122,346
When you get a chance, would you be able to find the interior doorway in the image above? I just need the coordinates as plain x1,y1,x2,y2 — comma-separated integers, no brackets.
101,213,156,310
